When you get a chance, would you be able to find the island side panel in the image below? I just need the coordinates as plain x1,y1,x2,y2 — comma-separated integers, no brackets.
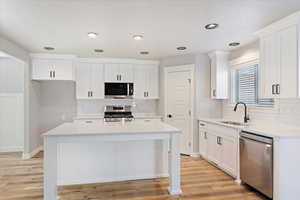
44,136,58,200
168,133,182,195
57,140,168,185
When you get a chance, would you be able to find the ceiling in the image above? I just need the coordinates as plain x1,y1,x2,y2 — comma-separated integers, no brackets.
1,0,300,59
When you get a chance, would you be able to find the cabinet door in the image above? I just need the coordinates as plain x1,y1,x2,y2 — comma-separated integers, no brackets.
207,132,220,165
279,25,298,98
76,63,91,99
134,65,147,98
119,64,133,82
219,136,237,176
210,57,217,98
52,59,74,80
105,63,119,82
32,58,52,80
199,130,208,158
146,65,159,98
259,34,280,98
90,64,104,98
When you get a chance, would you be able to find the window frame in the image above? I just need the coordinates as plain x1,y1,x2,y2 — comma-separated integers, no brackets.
229,59,274,108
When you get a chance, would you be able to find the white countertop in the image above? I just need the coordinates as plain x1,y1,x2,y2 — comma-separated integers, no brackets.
43,120,180,136
198,118,300,138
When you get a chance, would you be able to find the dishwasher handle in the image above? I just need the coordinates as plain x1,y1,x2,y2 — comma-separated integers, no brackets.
240,131,273,144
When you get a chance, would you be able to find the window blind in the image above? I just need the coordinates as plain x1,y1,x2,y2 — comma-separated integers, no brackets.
235,64,273,106
236,65,257,104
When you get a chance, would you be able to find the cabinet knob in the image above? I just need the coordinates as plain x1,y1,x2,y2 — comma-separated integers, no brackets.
167,114,172,118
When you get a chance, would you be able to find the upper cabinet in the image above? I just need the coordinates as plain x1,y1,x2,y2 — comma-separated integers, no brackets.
256,13,299,99
134,64,159,99
76,62,104,99
208,51,229,99
104,63,133,82
31,55,75,81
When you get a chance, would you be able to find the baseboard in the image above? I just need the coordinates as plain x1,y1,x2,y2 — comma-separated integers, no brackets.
0,146,23,153
189,152,200,157
22,145,43,159
58,173,169,186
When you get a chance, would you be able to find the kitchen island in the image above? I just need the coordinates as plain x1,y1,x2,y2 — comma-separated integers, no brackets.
43,119,182,200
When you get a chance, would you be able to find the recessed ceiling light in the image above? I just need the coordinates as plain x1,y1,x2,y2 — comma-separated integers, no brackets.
44,46,55,51
205,23,219,30
140,51,149,55
229,42,240,47
94,49,104,53
133,35,143,40
87,32,98,38
177,46,187,51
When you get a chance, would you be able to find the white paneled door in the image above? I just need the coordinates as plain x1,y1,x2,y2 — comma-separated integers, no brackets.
164,65,194,155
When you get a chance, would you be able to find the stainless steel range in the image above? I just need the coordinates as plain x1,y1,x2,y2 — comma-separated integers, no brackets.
104,105,134,122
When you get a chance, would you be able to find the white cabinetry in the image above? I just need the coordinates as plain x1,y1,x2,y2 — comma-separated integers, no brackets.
257,17,299,98
105,63,133,82
32,58,74,81
199,121,238,177
208,51,229,99
134,64,159,99
76,62,104,99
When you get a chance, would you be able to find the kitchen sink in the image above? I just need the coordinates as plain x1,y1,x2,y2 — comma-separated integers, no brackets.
220,121,245,126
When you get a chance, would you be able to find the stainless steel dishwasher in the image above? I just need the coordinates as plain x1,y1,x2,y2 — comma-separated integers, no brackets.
240,131,273,198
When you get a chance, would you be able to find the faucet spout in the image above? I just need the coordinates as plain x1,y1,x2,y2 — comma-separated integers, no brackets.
233,102,250,123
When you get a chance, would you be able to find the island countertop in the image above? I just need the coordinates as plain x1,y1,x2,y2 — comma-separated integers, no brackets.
43,119,181,136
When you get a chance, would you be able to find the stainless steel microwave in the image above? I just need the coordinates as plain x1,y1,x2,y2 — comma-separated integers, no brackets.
104,82,134,99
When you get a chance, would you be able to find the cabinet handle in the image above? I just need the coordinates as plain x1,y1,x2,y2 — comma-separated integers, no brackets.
146,92,149,97
199,123,205,127
217,136,222,145
50,71,52,78
204,132,207,139
213,89,216,97
88,91,90,97
91,91,93,97
144,92,146,97
53,71,55,78
120,75,122,81
272,84,275,95
276,84,280,95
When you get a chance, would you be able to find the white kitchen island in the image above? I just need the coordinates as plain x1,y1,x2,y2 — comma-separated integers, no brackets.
43,119,182,200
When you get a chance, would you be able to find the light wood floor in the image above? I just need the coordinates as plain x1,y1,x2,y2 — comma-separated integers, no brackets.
0,152,267,200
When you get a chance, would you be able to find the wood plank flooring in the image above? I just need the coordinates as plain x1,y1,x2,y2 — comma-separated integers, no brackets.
0,152,267,200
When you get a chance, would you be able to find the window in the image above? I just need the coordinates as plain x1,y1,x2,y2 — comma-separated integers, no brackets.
231,63,273,106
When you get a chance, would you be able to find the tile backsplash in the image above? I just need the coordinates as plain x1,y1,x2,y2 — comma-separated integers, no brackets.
223,98,300,127
77,99,158,116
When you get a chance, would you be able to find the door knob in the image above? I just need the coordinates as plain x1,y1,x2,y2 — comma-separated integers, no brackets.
167,114,172,118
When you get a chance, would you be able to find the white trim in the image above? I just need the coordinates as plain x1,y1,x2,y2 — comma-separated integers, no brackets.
0,146,23,153
58,173,168,186
229,52,259,67
78,58,160,65
30,53,77,59
255,11,300,37
22,145,43,159
189,152,200,157
164,64,195,155
30,53,160,65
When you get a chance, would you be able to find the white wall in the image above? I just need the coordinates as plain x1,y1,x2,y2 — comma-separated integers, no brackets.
159,53,222,154
0,58,24,93
0,58,25,152
223,41,300,128
0,35,41,155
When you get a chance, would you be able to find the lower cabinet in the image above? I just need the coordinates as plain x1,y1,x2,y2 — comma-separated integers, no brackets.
199,121,238,177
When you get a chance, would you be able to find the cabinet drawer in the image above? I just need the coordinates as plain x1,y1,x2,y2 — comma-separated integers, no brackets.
199,121,238,138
